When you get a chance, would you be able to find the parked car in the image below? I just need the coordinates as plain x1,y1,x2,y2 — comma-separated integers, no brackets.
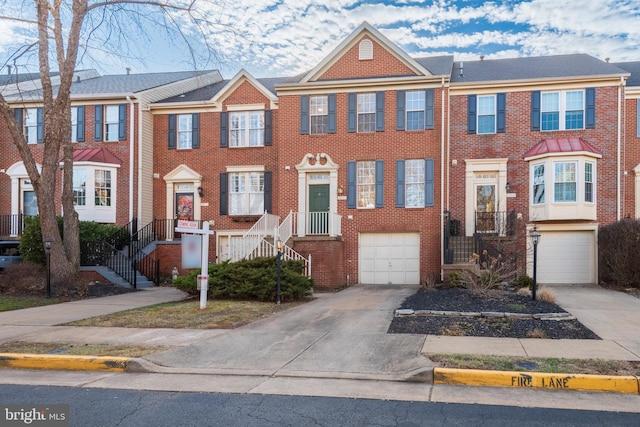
0,241,22,270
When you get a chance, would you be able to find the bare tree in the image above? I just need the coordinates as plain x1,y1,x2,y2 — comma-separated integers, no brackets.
0,0,236,284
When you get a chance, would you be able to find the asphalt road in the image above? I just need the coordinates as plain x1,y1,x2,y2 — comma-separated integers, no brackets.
0,385,637,427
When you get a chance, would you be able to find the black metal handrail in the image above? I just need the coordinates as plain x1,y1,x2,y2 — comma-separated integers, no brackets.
475,210,516,236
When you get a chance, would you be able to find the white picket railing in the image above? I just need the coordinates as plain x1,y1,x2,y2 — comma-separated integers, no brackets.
293,211,342,237
235,212,280,261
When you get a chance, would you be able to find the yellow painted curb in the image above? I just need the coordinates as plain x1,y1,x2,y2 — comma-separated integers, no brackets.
434,368,640,394
0,353,130,372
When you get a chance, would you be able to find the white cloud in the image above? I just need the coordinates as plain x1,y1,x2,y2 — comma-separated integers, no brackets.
0,0,638,77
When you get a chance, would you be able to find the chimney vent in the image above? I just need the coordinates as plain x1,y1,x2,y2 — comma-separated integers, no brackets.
7,65,12,75
459,61,464,77
126,67,131,75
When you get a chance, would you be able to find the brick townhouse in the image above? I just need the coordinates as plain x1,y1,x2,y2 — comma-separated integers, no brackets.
1,22,639,289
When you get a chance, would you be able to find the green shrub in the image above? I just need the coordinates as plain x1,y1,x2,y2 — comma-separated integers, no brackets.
514,275,533,289
20,216,63,265
20,216,128,266
174,257,313,302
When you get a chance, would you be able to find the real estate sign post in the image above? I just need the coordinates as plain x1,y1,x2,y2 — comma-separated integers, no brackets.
175,220,214,309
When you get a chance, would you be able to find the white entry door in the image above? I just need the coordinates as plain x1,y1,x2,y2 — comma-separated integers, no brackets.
359,232,420,285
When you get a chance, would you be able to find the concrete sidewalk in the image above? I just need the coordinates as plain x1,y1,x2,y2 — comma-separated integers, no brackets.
0,283,639,394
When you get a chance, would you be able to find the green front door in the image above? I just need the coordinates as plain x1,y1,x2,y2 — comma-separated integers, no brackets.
309,184,330,234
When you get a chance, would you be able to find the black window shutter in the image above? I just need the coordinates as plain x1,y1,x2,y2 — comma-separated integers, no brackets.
328,93,336,133
118,104,126,140
219,173,228,215
531,91,541,131
467,95,477,134
375,160,384,208
220,112,228,148
347,93,357,133
425,158,434,207
94,105,103,141
264,110,272,146
264,171,272,213
76,106,85,142
585,87,596,129
396,90,405,131
425,88,434,129
300,95,309,135
497,93,506,133
396,160,405,208
192,113,200,148
36,107,44,143
14,108,23,128
376,91,385,131
168,114,176,149
347,161,356,209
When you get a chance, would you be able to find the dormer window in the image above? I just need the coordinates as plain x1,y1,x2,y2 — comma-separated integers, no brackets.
359,39,373,60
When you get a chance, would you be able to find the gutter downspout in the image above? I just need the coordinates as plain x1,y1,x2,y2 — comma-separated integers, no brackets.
126,96,134,224
440,77,446,281
617,77,623,221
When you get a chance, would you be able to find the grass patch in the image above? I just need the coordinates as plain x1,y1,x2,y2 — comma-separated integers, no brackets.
429,353,640,376
62,298,308,329
0,296,62,312
0,341,169,358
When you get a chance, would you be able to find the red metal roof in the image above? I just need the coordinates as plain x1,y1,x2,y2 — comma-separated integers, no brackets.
523,138,603,159
71,148,122,165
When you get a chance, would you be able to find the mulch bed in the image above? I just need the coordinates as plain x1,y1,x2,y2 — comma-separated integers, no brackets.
387,287,600,339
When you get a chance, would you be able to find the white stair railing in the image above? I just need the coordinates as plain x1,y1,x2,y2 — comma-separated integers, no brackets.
234,212,280,261
277,210,293,245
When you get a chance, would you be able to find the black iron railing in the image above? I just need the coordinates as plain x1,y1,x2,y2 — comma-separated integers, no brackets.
444,210,517,265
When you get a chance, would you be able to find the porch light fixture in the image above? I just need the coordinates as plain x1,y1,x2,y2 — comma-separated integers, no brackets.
337,185,344,196
505,182,511,192
197,186,204,198
529,226,541,301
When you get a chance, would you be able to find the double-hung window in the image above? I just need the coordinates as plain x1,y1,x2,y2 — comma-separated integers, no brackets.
554,162,577,202
104,106,120,142
584,162,594,203
229,171,264,215
477,95,496,134
467,93,505,134
177,114,193,149
230,111,264,147
541,91,585,131
357,93,376,133
356,161,376,208
94,169,112,206
73,169,87,206
405,91,425,131
70,107,83,143
310,95,328,134
24,108,40,144
404,160,425,208
533,164,545,204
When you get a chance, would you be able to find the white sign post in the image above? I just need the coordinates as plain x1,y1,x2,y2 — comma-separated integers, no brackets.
175,220,214,309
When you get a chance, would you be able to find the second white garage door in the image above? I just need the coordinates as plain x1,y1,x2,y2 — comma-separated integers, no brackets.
536,230,595,284
359,232,420,285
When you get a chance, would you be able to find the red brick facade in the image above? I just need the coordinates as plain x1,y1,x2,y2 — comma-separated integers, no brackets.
2,23,640,288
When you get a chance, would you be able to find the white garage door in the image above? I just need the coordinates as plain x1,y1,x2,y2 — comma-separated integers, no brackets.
359,233,420,285
537,231,595,284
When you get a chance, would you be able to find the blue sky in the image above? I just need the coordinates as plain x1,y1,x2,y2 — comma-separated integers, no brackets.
1,0,639,78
